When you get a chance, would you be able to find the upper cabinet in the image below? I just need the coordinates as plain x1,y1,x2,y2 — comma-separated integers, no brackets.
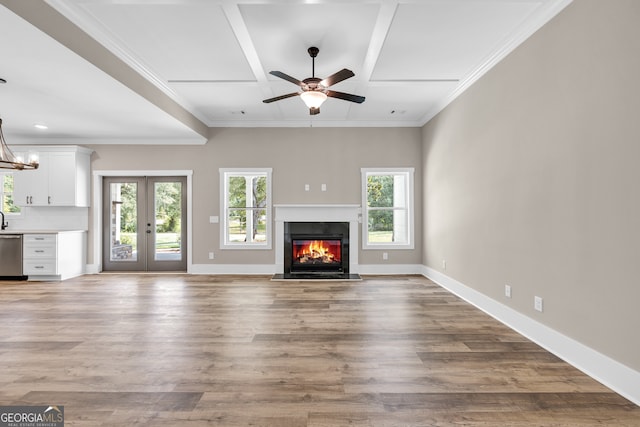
13,146,92,207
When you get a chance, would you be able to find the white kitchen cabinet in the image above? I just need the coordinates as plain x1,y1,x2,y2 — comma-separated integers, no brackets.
13,146,92,207
23,231,86,281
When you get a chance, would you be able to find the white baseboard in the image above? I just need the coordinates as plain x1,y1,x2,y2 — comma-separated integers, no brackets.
356,263,424,275
189,264,277,275
422,266,640,407
84,263,100,274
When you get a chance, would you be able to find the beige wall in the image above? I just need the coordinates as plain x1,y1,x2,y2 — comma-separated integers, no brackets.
88,126,422,266
422,0,640,371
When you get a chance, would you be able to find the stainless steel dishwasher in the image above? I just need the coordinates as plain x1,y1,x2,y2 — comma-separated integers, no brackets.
0,234,23,277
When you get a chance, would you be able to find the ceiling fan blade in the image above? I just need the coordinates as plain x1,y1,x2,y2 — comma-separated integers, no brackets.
309,107,320,115
326,90,365,104
269,71,304,87
320,68,355,87
263,92,300,103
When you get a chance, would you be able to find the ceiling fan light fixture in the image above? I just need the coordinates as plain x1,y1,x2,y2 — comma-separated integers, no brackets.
300,90,327,109
264,47,363,114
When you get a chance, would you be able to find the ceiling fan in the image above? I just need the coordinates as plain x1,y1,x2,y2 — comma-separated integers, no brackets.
263,47,365,115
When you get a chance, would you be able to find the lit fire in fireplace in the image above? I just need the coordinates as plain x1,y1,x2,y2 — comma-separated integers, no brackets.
293,239,341,264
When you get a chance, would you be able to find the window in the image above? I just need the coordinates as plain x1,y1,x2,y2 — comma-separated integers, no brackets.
220,168,272,249
1,173,20,215
362,168,414,249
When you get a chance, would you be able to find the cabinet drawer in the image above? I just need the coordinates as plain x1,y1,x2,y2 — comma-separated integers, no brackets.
23,260,57,275
24,234,57,245
23,244,56,258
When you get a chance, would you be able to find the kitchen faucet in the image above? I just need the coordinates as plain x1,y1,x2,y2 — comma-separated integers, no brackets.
0,211,6,230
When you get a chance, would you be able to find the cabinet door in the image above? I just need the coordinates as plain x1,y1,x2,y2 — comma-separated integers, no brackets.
48,152,77,206
13,154,49,206
12,148,90,207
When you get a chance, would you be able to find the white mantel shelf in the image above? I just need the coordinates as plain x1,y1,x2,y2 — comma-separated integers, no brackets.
274,204,362,273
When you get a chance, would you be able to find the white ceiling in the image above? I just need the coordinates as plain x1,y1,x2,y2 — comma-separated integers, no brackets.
0,0,571,145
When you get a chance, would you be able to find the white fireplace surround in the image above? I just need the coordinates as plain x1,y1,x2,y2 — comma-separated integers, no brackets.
274,204,361,274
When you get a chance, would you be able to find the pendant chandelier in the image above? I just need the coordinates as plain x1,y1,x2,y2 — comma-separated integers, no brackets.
0,117,39,170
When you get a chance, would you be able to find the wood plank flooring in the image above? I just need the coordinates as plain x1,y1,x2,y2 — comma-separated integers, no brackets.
0,274,638,426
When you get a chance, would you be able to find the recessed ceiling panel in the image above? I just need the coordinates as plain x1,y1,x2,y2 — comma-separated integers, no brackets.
241,3,379,81
77,2,255,81
349,82,461,123
169,82,267,122
372,0,542,80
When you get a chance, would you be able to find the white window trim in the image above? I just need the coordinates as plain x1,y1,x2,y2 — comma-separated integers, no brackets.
361,167,414,250
220,168,272,250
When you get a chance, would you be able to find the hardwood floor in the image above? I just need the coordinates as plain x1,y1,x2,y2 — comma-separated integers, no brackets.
0,274,638,426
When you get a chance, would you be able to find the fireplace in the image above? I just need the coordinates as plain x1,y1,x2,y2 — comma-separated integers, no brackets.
274,204,361,279
284,222,349,276
291,237,343,273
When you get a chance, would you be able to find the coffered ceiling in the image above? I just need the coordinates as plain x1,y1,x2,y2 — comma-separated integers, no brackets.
0,0,571,145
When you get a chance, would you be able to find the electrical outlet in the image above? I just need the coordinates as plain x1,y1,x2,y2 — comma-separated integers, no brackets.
442,260,447,270
208,252,215,260
304,184,310,192
321,183,327,191
382,252,388,261
534,296,543,312
505,285,512,298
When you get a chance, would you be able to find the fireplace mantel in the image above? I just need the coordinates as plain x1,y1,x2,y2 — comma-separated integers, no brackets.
274,204,361,273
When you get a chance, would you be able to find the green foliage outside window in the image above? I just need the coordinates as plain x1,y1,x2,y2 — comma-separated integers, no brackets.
118,183,138,233
367,175,394,233
117,181,182,234
113,181,183,251
1,174,20,214
154,182,182,233
227,174,267,242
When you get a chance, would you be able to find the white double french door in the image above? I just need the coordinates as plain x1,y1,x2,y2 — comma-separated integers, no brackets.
102,176,187,272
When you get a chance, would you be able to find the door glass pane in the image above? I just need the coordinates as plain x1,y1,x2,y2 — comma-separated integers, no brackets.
154,181,182,261
109,182,137,261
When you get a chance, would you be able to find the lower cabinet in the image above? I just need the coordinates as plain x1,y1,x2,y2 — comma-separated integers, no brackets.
23,231,86,281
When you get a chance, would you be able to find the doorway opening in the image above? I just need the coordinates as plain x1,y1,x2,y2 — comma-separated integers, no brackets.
102,176,187,272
